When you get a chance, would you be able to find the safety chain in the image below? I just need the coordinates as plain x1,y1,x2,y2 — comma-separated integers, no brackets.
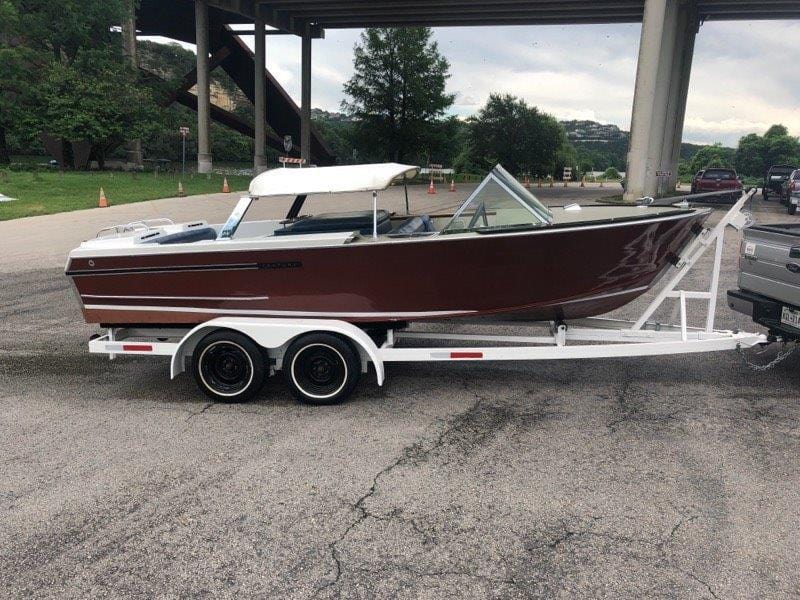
737,342,798,372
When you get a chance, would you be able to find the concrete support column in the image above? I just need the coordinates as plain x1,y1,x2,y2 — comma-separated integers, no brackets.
644,0,679,198
300,32,312,165
624,0,673,201
659,7,689,189
195,0,213,174
121,0,142,168
253,13,267,173
665,7,699,191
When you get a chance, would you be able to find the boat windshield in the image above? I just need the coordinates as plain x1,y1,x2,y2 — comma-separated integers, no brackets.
441,165,553,234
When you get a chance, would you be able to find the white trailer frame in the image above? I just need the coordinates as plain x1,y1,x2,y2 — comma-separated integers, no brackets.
88,189,766,390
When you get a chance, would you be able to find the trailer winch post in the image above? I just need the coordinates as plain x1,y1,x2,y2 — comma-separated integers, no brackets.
632,188,755,331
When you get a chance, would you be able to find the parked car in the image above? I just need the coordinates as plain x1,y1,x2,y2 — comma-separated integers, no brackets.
763,164,797,202
691,168,743,202
690,170,705,194
783,169,800,215
728,222,800,341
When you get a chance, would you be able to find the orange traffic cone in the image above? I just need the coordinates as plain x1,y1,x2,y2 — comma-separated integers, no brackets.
449,179,456,192
222,177,230,193
177,181,186,197
428,178,436,195
98,187,108,208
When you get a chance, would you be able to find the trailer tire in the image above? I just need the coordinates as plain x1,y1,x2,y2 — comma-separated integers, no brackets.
192,331,266,403
283,333,360,405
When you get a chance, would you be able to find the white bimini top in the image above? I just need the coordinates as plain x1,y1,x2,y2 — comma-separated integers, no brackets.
249,162,420,197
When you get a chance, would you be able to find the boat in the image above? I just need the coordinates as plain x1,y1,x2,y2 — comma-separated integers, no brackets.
65,163,711,327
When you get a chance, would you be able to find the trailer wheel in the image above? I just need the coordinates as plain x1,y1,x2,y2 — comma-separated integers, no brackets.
192,331,266,403
283,333,360,405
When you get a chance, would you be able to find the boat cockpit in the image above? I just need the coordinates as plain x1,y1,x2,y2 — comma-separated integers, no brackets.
78,162,699,255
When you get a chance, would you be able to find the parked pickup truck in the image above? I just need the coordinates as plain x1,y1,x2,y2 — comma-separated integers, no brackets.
728,223,800,341
691,168,743,202
762,164,796,203
780,169,800,215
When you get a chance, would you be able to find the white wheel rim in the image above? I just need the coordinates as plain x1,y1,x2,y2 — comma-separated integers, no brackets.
290,343,348,400
198,340,255,397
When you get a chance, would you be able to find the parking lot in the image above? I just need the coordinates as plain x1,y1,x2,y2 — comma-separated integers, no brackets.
1,187,799,598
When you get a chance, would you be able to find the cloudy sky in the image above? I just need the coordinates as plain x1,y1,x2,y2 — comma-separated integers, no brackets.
149,19,800,146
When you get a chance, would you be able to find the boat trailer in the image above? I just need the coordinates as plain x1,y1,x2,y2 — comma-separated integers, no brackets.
89,190,768,405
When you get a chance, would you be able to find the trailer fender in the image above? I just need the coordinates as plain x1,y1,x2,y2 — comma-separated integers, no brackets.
169,317,385,385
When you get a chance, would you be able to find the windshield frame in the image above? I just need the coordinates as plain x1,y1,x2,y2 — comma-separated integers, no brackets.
441,165,553,234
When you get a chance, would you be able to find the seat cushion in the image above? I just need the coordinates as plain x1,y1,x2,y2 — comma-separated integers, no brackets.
392,215,434,235
274,210,391,236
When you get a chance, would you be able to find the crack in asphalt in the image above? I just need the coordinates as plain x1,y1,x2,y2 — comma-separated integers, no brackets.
313,395,483,597
679,568,720,599
185,402,213,422
665,514,699,544
606,379,633,433
356,563,521,587
606,380,689,434
521,512,721,597
313,390,552,596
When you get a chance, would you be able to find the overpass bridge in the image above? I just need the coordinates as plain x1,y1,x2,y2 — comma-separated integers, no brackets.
139,1,799,195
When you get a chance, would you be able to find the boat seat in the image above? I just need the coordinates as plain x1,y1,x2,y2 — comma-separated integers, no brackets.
391,215,435,235
145,227,218,245
274,210,392,236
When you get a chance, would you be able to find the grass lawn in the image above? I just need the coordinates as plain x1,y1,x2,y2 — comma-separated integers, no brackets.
0,170,251,221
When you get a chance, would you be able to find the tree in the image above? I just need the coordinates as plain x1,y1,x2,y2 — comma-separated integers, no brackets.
689,143,735,174
0,0,162,166
0,0,36,163
735,124,800,178
342,28,454,163
34,49,158,167
461,94,572,177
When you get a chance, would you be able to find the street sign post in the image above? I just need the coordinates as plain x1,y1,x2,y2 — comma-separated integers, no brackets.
179,126,189,176
656,170,672,198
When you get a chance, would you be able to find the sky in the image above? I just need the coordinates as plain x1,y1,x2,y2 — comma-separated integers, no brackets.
145,19,800,147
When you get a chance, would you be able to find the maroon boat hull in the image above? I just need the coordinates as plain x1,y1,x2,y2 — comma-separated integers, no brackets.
66,210,708,325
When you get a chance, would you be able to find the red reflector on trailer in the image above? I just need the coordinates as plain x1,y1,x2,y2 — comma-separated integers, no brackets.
450,352,483,359
123,344,153,351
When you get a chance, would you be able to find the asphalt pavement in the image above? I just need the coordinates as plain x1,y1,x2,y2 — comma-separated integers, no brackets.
1,187,799,599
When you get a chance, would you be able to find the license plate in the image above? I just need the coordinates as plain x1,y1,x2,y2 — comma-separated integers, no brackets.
780,306,800,329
